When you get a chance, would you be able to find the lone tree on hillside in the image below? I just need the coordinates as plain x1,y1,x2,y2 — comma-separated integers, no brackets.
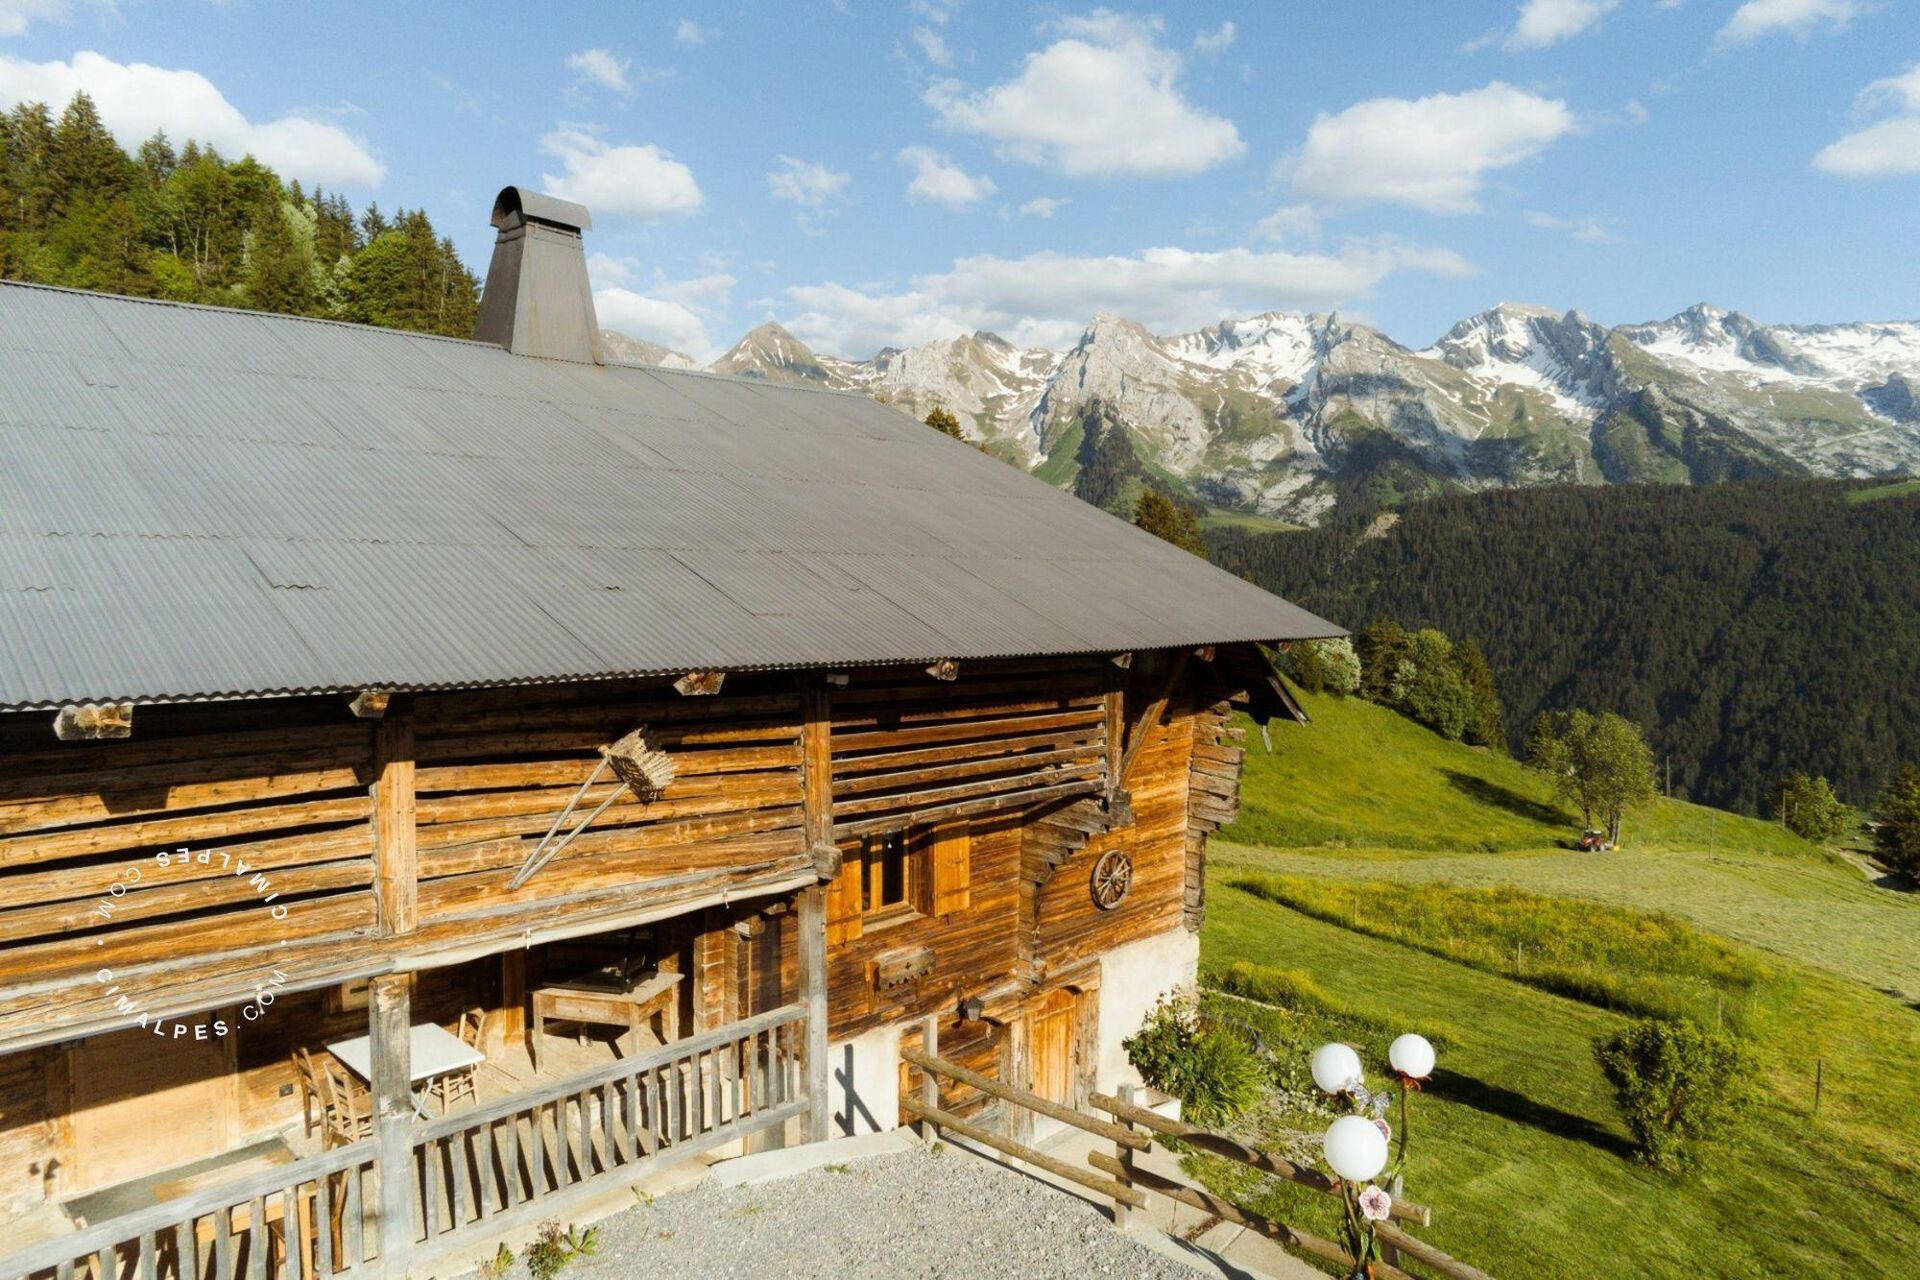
1772,772,1851,843
1873,763,1920,877
1133,489,1209,560
1527,709,1658,846
924,407,965,439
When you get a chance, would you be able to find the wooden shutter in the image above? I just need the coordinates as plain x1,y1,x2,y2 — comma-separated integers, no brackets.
825,841,864,946
928,822,971,916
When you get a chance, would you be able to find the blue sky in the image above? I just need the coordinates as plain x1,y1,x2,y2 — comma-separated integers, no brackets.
1,0,1916,359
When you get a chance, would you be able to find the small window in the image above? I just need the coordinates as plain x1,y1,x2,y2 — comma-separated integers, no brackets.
861,830,916,917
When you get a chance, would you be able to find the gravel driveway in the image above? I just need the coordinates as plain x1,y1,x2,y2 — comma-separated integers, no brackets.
493,1146,1205,1280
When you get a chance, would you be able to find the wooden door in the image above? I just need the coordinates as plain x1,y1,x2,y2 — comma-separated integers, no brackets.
69,1027,232,1192
1028,988,1080,1107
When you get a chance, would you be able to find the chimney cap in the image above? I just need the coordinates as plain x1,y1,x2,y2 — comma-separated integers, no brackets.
490,185,593,233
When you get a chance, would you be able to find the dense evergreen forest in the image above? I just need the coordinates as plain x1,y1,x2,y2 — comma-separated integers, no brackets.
1211,480,1920,815
0,93,477,335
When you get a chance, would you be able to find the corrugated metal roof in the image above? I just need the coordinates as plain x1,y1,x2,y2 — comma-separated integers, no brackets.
0,281,1344,711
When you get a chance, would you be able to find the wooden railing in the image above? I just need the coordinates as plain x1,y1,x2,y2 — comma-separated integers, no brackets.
0,1141,380,1280
412,1003,808,1260
0,1005,811,1280
901,1018,1491,1280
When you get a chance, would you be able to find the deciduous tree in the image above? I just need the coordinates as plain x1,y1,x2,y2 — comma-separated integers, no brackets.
1528,709,1658,845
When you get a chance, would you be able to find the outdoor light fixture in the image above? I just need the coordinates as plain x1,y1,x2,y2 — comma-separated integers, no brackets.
958,995,985,1022
1310,1042,1364,1094
1323,1114,1389,1182
1388,1033,1436,1081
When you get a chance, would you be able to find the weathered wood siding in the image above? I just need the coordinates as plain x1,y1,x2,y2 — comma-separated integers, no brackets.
828,660,1110,837
1033,700,1196,968
0,676,815,1050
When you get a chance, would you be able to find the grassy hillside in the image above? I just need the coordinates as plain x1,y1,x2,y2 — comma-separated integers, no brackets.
1193,688,1920,1278
1222,690,1914,992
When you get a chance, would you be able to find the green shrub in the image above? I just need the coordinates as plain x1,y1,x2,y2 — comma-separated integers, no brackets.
1593,1018,1752,1171
1124,991,1266,1126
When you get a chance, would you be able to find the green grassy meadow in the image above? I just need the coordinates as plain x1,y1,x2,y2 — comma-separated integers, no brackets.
1196,689,1920,1278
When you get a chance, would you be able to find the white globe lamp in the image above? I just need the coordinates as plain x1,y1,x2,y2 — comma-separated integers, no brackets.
1323,1114,1389,1182
1388,1033,1436,1081
1310,1042,1363,1094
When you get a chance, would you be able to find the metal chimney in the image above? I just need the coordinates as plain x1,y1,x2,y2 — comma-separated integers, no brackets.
473,186,603,365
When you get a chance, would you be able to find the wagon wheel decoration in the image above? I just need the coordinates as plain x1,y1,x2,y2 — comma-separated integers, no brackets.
1090,848,1134,910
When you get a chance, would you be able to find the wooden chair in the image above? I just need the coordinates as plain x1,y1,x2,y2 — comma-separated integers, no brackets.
433,1009,484,1113
290,1049,322,1140
312,1051,372,1148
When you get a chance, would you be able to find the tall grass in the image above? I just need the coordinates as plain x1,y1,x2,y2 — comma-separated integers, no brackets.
1227,873,1774,1031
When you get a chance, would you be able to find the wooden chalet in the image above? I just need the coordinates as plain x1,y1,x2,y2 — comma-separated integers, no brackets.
0,187,1342,1278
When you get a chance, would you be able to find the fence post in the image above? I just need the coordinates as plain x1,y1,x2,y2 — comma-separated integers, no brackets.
1380,1172,1405,1268
1113,1082,1137,1229
918,1015,941,1140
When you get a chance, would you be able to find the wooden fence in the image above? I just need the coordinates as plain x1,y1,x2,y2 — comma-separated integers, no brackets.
411,1003,808,1255
0,1142,380,1280
0,1004,809,1280
901,1016,1491,1280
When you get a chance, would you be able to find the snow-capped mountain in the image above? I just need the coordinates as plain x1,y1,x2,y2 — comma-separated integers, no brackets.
603,302,1920,524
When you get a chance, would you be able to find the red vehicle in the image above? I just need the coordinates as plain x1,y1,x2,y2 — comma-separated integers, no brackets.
1578,828,1614,852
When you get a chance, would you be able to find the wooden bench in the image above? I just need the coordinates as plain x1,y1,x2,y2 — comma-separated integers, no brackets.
530,971,681,1071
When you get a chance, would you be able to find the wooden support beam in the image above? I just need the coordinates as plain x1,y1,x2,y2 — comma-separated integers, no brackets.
799,678,833,859
1118,651,1190,786
797,883,830,1143
674,671,726,697
53,702,131,741
347,690,391,719
372,716,417,937
369,973,414,1280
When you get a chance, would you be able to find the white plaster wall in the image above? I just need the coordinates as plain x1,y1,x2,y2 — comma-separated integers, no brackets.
1093,926,1200,1095
826,1022,904,1136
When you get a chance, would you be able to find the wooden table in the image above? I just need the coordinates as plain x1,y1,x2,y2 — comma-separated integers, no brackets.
326,1023,487,1119
531,971,682,1071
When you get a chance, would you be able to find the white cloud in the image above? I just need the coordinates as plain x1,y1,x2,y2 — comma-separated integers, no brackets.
592,264,736,361
540,126,702,220
0,50,384,185
898,145,995,209
1860,63,1920,113
1192,21,1236,56
778,239,1474,357
674,18,705,45
1252,203,1321,246
767,155,851,208
566,48,631,95
911,26,952,65
1815,63,1920,177
1523,209,1621,243
1503,0,1620,49
0,0,79,37
1019,196,1065,218
1717,0,1859,44
1290,83,1575,214
924,11,1243,178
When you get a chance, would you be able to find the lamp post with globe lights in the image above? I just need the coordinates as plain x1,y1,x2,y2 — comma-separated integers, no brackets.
1311,1033,1437,1278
